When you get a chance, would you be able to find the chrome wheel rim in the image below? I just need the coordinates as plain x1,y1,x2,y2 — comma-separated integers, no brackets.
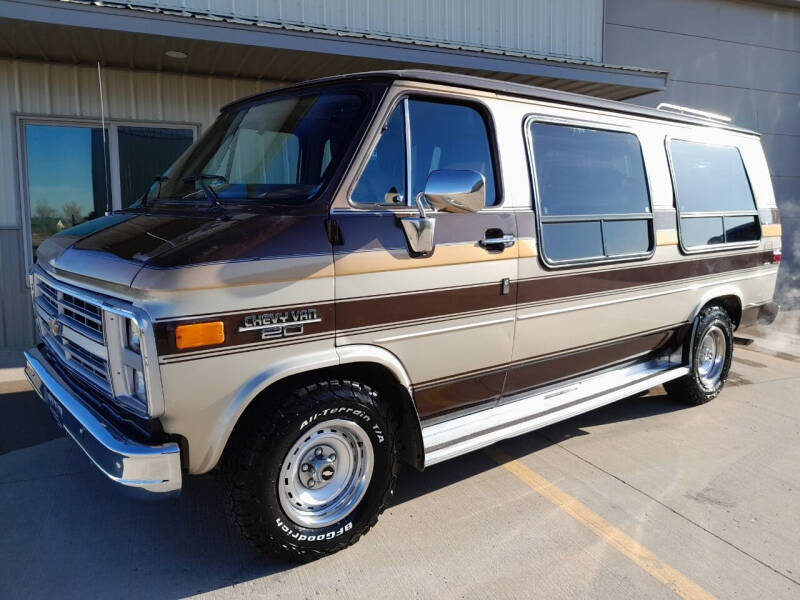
697,325,726,390
278,418,374,529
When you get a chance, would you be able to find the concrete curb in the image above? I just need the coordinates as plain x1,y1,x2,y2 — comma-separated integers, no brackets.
0,367,26,385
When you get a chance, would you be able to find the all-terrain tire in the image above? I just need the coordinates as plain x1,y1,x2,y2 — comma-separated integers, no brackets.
222,379,399,562
664,305,734,405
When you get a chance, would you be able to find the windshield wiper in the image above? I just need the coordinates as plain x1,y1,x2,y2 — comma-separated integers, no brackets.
182,174,227,209
142,175,170,207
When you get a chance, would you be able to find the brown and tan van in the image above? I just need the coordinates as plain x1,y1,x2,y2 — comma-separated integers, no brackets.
23,70,781,561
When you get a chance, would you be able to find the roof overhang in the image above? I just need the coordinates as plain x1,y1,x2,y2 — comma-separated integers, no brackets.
0,0,668,101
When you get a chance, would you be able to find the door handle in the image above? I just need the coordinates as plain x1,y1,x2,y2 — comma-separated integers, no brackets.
479,233,515,250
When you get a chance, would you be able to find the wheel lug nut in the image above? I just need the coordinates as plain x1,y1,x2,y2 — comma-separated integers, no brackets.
301,463,310,472
315,447,323,457
329,453,336,463
307,478,315,488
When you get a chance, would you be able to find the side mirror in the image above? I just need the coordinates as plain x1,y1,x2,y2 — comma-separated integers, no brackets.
423,169,485,214
400,169,485,256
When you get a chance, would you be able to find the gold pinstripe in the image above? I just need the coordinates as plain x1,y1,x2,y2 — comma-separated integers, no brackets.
334,242,517,276
656,229,678,246
517,238,538,258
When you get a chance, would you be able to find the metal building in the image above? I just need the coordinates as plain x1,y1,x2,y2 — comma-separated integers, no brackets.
0,0,796,361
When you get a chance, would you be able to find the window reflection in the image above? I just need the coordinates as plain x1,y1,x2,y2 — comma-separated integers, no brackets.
530,123,652,263
118,127,193,208
351,106,406,205
409,100,497,206
680,217,724,247
669,141,756,213
25,124,110,253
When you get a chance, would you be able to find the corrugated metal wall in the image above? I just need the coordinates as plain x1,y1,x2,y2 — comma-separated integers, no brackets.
0,58,280,349
605,0,800,307
106,0,603,62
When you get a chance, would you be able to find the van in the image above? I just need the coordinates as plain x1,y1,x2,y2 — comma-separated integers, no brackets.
24,70,781,561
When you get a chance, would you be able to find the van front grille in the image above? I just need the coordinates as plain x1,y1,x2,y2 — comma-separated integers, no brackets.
33,274,112,398
37,278,104,342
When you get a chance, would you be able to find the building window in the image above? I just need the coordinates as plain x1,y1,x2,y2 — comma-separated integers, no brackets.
529,122,653,265
668,139,760,251
20,118,196,263
24,124,111,254
117,126,194,208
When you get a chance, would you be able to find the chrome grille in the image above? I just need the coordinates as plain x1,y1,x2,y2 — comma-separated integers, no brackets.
33,274,111,398
37,278,104,342
64,338,108,380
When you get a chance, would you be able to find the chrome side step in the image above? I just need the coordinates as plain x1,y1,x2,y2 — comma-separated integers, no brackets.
422,360,689,467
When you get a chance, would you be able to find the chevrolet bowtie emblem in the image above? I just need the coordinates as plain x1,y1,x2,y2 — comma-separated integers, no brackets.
48,317,62,337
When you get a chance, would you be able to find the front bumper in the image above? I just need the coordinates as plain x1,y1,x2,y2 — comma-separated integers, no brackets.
24,346,182,496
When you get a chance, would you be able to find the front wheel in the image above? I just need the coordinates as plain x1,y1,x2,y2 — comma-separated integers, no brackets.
665,305,734,405
223,379,399,562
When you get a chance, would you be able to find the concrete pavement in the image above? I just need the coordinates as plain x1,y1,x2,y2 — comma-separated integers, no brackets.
1,346,799,599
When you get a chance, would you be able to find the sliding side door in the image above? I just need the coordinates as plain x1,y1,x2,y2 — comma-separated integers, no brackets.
507,118,683,401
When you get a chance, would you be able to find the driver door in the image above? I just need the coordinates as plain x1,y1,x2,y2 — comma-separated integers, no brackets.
332,95,518,422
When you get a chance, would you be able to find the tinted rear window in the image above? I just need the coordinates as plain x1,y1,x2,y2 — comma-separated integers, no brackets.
669,140,756,213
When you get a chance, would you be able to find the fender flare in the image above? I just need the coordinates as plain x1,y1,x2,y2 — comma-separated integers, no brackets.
688,284,743,323
197,345,419,474
682,284,743,366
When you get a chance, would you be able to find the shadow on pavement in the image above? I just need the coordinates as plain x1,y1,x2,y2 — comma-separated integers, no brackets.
0,387,689,599
0,388,62,455
395,390,687,505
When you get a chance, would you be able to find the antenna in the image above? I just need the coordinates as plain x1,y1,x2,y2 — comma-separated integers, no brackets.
657,102,731,123
97,61,111,215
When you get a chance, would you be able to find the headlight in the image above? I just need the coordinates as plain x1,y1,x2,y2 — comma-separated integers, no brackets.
133,369,147,399
127,318,142,353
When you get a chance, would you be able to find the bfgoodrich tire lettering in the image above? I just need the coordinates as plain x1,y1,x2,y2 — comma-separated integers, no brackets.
665,305,734,405
222,379,399,563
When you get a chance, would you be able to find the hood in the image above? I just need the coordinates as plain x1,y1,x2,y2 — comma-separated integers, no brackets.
37,209,332,288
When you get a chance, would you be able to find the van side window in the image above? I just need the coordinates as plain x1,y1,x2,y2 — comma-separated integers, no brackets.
408,100,498,206
529,123,653,264
668,140,760,249
351,106,406,205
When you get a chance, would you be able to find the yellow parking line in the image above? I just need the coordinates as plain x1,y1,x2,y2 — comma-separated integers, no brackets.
484,447,717,600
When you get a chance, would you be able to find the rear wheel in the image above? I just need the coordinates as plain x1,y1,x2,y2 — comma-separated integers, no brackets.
223,379,399,562
665,305,733,405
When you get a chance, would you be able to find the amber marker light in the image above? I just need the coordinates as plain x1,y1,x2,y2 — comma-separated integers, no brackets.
175,321,225,350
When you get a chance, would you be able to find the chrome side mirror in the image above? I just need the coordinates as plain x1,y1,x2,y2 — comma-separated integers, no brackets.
400,169,485,256
423,169,485,214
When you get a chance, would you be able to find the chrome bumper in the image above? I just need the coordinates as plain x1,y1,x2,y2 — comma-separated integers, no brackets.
24,346,182,496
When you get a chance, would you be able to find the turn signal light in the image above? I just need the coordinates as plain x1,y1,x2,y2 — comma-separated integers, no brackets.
772,249,782,264
175,321,225,350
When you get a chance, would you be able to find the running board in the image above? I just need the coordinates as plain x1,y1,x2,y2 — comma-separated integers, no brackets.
422,360,689,467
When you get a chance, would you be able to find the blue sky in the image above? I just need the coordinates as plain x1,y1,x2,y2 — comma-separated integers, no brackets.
25,124,107,219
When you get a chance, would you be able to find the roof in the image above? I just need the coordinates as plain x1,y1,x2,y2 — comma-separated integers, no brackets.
56,0,663,76
224,69,758,135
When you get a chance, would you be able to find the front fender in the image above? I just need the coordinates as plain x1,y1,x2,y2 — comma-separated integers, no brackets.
198,344,417,474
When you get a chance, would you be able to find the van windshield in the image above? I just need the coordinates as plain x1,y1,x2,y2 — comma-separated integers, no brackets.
145,90,367,206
